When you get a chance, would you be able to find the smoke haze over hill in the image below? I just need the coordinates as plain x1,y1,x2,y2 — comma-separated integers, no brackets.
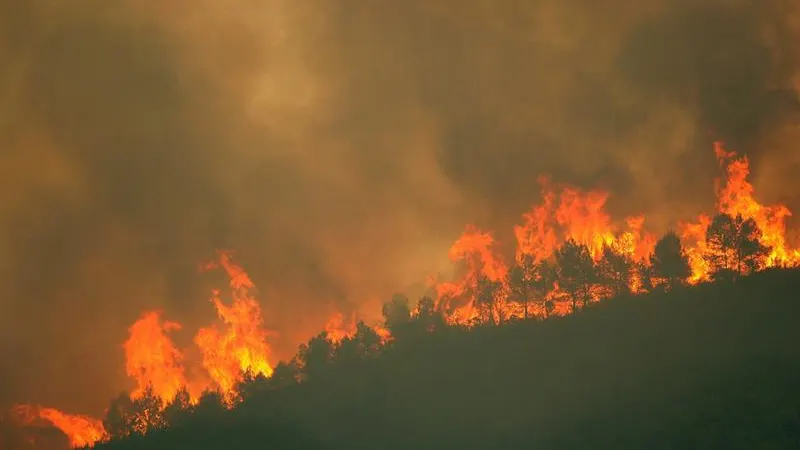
1,0,799,415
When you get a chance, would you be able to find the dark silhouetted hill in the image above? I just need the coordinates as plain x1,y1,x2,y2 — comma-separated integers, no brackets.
91,269,800,450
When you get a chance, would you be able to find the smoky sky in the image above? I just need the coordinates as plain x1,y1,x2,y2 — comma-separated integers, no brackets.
0,0,798,415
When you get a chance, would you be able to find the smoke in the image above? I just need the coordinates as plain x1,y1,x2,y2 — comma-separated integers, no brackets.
0,0,798,414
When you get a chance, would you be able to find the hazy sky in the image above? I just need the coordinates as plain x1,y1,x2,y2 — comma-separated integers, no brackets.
1,0,798,415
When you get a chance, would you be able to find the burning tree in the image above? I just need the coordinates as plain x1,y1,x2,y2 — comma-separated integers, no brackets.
555,239,598,314
507,254,557,319
596,244,634,298
704,213,771,280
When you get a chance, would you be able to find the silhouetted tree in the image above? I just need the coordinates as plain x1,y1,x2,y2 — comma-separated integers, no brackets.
596,244,633,298
475,275,503,325
412,296,445,333
238,372,269,404
650,231,692,290
267,360,300,390
507,260,531,320
102,387,163,439
103,393,135,440
634,259,655,293
705,213,771,279
192,390,226,424
535,260,558,318
382,293,412,339
297,332,334,381
507,254,556,319
336,321,383,364
129,387,166,435
556,239,597,313
162,387,192,427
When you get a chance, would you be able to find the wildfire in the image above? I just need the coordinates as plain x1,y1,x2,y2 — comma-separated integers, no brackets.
515,178,656,263
325,311,357,344
435,142,800,322
712,142,799,267
10,405,108,448
9,142,800,448
124,311,188,405
194,251,274,400
434,225,508,323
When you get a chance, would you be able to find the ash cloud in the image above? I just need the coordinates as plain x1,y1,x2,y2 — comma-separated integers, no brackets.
0,0,798,414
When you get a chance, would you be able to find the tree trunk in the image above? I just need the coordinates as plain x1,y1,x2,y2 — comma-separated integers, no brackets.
523,285,529,320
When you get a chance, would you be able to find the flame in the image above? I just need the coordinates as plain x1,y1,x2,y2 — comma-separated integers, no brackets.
436,142,799,317
194,251,274,400
373,323,393,344
124,311,188,405
11,404,108,448
10,142,800,447
324,311,357,344
434,225,509,324
679,142,800,281
324,310,393,345
712,142,799,267
514,178,655,264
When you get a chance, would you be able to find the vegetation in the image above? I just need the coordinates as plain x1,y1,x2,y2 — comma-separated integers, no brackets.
7,213,800,449
86,268,800,450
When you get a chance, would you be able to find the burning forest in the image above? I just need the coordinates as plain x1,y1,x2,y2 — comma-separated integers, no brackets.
5,141,799,448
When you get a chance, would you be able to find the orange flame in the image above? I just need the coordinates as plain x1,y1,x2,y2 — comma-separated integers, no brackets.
433,225,509,324
11,142,800,446
124,311,188,405
11,404,108,448
680,142,800,281
194,251,274,400
515,178,655,263
712,142,799,267
324,311,357,344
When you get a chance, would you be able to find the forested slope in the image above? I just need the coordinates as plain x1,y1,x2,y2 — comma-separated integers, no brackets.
92,269,800,450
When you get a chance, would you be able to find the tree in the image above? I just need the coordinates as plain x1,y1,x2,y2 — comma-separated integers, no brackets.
412,296,444,333
297,332,335,381
704,213,771,279
555,239,597,314
534,260,558,318
650,231,692,290
506,262,530,319
192,390,226,424
103,392,135,440
268,360,300,390
506,254,555,320
238,372,270,404
336,321,383,364
634,259,655,294
475,275,503,325
382,293,412,339
128,387,166,435
596,244,633,298
162,387,192,428
102,387,164,439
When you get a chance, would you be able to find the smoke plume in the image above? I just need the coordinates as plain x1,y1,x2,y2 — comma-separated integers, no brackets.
1,0,798,415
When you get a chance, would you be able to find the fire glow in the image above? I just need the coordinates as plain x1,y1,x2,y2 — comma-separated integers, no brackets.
12,143,800,447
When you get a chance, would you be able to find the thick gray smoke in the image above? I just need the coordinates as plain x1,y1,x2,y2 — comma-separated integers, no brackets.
0,0,798,415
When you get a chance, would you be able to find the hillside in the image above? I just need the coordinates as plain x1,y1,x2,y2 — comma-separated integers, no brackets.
80,269,800,450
